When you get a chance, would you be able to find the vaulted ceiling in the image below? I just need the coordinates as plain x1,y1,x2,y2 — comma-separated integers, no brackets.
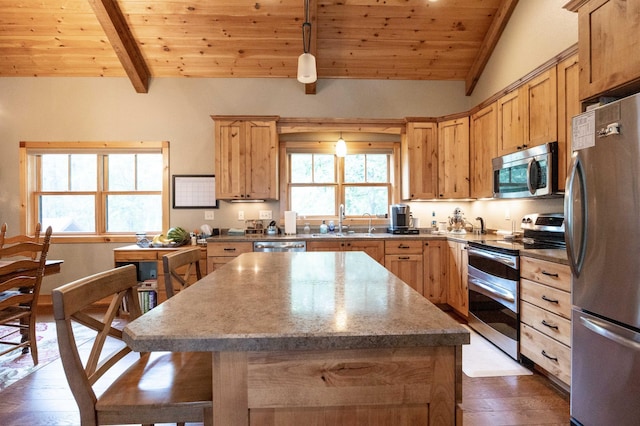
0,0,518,94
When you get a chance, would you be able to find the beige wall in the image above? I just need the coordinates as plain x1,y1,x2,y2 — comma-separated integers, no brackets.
0,0,577,293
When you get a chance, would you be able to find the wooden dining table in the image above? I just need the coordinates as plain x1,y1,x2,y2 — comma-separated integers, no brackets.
0,259,63,280
123,251,469,426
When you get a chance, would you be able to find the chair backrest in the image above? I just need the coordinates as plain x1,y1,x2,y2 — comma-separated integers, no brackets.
52,264,143,418
162,247,203,298
0,226,52,305
0,223,42,259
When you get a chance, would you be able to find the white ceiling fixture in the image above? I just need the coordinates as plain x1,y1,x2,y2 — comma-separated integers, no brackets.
336,133,347,157
297,0,317,84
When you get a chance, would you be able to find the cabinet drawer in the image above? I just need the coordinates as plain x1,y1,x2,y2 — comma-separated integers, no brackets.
520,257,570,291
520,323,571,385
207,242,253,257
520,278,571,319
520,301,571,346
384,240,423,254
114,250,158,262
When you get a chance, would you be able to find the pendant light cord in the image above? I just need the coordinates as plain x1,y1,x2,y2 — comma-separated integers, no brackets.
302,0,311,54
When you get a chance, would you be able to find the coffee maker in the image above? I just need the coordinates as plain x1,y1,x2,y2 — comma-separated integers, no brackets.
387,204,419,234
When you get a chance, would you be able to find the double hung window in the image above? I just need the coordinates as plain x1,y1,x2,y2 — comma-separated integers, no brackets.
20,142,169,241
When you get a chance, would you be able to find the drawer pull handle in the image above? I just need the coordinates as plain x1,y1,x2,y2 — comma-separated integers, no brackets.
541,295,559,304
223,248,237,252
541,320,559,330
398,256,410,260
398,244,410,249
541,270,559,277
541,350,558,362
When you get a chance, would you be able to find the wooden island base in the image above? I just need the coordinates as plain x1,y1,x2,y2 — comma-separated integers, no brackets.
213,346,461,426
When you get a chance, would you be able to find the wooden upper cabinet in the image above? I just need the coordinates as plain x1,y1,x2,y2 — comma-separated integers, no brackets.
213,116,279,200
568,0,640,101
438,117,470,199
497,68,558,155
497,89,522,155
470,103,497,199
557,54,580,191
522,68,558,148
402,122,438,200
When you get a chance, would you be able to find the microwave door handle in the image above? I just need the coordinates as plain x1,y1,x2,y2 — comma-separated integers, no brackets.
527,158,540,195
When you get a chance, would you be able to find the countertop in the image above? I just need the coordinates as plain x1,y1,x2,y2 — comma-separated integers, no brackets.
123,251,469,352
206,230,569,264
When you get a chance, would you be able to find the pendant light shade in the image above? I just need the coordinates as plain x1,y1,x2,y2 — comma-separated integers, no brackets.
297,52,317,84
297,0,317,84
336,133,347,157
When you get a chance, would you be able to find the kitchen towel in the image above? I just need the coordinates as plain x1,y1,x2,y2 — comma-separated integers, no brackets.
284,211,297,235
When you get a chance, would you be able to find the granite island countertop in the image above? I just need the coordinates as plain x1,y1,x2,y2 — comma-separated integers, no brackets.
123,251,469,352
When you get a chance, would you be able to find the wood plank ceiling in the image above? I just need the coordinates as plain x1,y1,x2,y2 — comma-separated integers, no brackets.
0,0,517,94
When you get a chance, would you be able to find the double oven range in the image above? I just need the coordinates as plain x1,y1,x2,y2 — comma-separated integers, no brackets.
467,213,565,360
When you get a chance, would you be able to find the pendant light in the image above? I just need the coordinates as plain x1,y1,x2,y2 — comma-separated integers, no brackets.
297,0,317,84
336,132,347,157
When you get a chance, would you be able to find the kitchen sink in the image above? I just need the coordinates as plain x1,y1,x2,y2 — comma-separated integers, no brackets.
310,232,377,238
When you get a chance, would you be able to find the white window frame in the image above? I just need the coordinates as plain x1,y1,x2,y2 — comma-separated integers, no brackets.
19,141,170,243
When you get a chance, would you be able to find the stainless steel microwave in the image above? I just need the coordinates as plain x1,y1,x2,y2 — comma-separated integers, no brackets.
492,142,561,198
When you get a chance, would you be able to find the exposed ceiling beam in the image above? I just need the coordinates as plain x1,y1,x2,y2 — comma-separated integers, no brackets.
464,0,519,96
88,0,150,93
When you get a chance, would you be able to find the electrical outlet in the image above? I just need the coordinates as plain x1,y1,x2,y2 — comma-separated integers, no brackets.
504,209,511,220
204,210,215,220
238,210,245,220
259,210,272,220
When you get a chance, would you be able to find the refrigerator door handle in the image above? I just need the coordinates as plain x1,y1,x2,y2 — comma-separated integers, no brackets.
565,153,587,276
580,316,640,351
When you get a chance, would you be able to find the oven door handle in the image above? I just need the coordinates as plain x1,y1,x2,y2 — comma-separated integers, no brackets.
468,247,517,268
468,276,515,303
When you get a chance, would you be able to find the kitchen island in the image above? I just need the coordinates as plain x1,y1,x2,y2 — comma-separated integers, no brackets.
124,251,469,425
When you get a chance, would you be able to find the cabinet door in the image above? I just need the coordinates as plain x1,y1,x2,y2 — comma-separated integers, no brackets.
470,103,497,199
347,240,384,264
244,120,278,200
215,120,245,199
557,54,580,191
497,90,523,155
402,122,438,200
438,117,469,199
385,254,424,295
576,0,640,101
522,67,557,149
447,241,468,317
423,240,447,304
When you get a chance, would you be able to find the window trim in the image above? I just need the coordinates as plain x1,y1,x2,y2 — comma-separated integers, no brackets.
19,141,170,243
280,141,400,221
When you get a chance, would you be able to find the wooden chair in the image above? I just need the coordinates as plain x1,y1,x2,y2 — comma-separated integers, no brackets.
52,264,213,426
162,247,203,299
0,222,42,259
0,225,52,364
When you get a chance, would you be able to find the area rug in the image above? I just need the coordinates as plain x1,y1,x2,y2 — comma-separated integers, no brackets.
462,325,533,378
0,322,97,391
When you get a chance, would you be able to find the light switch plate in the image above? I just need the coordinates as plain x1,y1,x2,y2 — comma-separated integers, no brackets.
238,210,245,220
204,210,215,220
259,210,272,220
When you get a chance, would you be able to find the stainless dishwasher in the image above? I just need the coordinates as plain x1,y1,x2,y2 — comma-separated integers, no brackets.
253,241,306,252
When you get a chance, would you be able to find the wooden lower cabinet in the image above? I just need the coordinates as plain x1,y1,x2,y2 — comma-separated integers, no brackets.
113,244,207,304
384,240,424,295
307,239,384,265
446,241,468,317
519,256,572,387
207,241,253,272
423,240,448,304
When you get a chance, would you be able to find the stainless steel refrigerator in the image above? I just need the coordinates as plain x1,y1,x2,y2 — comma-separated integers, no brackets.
566,93,640,426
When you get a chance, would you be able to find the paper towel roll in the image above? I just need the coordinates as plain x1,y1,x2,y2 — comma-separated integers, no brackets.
284,211,297,235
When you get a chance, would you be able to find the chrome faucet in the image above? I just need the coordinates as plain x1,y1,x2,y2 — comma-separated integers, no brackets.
339,204,345,234
363,213,375,234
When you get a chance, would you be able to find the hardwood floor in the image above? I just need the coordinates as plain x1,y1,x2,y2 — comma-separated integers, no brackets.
0,309,569,425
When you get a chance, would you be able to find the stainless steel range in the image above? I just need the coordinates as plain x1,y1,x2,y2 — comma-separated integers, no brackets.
467,213,565,360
